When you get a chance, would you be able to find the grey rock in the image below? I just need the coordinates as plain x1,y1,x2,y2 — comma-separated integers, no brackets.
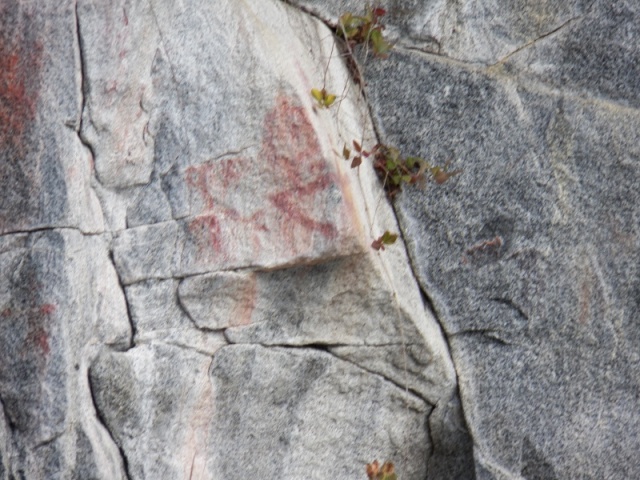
90,344,215,480
366,45,640,478
78,0,157,188
504,0,640,109
126,279,227,355
0,229,130,479
285,0,591,64
178,272,257,331
208,344,431,479
224,256,424,346
0,1,103,235
126,179,174,228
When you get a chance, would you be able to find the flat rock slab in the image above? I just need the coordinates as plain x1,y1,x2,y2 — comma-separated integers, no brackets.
209,345,431,479
89,343,431,479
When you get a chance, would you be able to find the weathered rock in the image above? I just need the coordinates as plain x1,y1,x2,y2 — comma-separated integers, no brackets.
12,0,639,478
89,344,214,479
126,278,227,355
0,229,131,479
285,0,592,64
76,0,461,478
365,38,640,479
209,345,430,479
77,0,158,188
0,1,103,235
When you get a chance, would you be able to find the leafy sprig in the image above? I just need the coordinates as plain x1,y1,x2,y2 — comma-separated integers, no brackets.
343,141,462,197
366,460,398,480
311,88,337,108
337,6,392,58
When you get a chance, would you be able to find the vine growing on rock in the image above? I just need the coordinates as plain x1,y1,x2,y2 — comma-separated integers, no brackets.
305,5,462,478
310,5,460,252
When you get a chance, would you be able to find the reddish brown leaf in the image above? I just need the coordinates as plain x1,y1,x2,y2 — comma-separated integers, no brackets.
373,7,387,17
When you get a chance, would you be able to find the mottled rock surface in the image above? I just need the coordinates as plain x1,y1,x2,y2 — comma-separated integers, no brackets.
359,3,640,479
2,0,638,479
1,0,464,479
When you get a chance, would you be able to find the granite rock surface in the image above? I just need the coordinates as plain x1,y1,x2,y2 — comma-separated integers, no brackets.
1,0,463,479
2,0,638,479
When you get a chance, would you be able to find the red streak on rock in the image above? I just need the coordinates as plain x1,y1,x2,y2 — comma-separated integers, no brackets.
263,95,339,244
183,94,342,265
40,303,56,315
188,214,223,254
0,34,43,153
32,328,50,356
186,158,245,212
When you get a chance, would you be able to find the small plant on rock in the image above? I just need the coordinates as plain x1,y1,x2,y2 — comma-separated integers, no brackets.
311,4,460,254
336,6,393,58
366,460,398,480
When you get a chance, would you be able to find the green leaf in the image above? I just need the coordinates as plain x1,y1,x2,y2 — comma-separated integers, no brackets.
386,160,397,171
324,93,336,106
311,88,323,102
401,175,412,183
381,231,398,245
405,156,421,169
370,28,392,57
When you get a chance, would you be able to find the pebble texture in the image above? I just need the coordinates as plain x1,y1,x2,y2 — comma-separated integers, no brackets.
2,0,638,479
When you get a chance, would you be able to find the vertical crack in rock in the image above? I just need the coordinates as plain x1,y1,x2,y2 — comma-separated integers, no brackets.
74,0,135,348
73,0,97,172
87,366,132,480
71,4,133,478
108,249,136,350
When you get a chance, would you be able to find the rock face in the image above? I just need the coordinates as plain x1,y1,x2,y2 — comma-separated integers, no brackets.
305,0,640,478
1,1,638,480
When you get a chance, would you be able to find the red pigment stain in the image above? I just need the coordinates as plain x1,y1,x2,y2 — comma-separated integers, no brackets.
188,213,223,255
40,303,56,315
7,303,55,359
31,328,50,356
186,157,245,211
184,94,341,264
263,95,339,244
0,17,45,232
0,34,43,153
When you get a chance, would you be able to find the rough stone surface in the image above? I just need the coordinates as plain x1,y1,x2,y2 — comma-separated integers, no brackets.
0,1,103,235
0,230,130,479
4,0,638,478
364,20,640,480
1,0,463,478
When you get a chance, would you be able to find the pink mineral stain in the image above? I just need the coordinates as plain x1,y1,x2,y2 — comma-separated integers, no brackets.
40,303,56,315
230,274,258,327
